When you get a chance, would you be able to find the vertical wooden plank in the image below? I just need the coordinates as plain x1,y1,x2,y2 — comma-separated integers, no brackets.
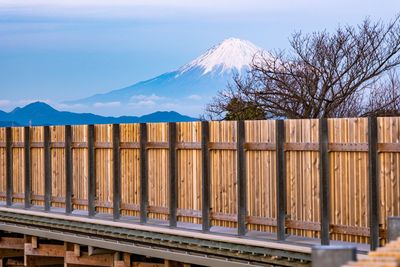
169,122,177,227
113,124,121,220
319,118,330,245
140,123,148,224
237,120,246,236
88,125,96,217
368,116,379,250
65,125,73,214
276,120,286,240
6,127,12,206
201,121,210,232
44,126,51,211
24,126,31,209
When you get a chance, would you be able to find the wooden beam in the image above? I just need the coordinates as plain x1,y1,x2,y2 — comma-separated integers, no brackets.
24,126,31,209
88,125,96,217
276,120,286,241
368,116,380,251
113,124,121,220
0,237,24,250
43,126,52,211
201,121,210,232
65,251,114,266
140,123,148,224
65,125,73,214
74,244,80,257
88,246,113,256
24,243,65,257
24,256,64,266
5,127,12,206
0,249,23,258
319,118,330,245
168,122,177,228
31,237,37,249
237,120,246,236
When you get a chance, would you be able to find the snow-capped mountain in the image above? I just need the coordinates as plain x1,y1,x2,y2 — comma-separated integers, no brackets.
66,38,262,117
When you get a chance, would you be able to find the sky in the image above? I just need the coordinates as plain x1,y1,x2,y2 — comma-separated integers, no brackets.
0,0,399,115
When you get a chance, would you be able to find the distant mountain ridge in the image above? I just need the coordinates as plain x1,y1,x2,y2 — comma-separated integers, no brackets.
0,102,197,126
66,38,264,117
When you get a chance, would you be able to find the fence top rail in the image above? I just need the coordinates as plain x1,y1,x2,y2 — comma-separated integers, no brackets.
1,116,399,129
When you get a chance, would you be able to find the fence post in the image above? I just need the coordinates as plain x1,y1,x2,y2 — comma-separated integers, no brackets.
387,217,400,241
201,121,210,232
237,120,247,236
311,245,356,267
88,125,96,217
319,118,330,245
139,123,148,224
368,116,379,250
44,126,51,211
6,127,12,207
169,122,177,228
24,126,31,209
113,124,121,220
276,120,286,240
65,125,73,214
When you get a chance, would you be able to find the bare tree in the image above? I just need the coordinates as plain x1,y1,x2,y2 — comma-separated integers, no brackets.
206,15,400,119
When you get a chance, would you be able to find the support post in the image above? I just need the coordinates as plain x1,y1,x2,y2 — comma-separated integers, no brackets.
201,121,210,232
311,245,356,267
368,116,379,250
169,122,177,228
65,125,73,214
113,124,121,220
139,123,148,224
237,120,246,236
319,118,330,245
24,126,31,209
6,127,12,207
387,216,400,241
276,120,286,240
44,126,51,211
88,125,96,217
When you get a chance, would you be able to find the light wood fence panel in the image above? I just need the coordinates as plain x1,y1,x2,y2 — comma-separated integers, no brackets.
246,120,277,233
50,126,65,208
120,124,140,217
285,119,320,238
209,121,237,228
95,124,113,214
31,126,44,206
12,127,24,204
379,117,400,245
177,122,202,224
329,118,369,243
72,125,88,211
0,117,399,245
147,123,169,221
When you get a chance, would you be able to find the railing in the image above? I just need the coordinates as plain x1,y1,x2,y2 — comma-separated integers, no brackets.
0,118,400,250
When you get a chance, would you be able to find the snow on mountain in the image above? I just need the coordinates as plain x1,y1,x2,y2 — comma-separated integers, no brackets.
66,38,263,117
178,38,261,76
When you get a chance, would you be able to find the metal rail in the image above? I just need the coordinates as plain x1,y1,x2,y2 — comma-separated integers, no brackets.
0,209,310,267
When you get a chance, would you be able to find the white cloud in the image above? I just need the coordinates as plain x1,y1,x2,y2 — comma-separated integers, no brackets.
0,99,11,107
93,101,121,108
130,94,163,102
187,94,202,100
55,103,87,110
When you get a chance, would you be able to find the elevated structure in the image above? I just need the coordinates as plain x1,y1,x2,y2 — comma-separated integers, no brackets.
0,117,399,266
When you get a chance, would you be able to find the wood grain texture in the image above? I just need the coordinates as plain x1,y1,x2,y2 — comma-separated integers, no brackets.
0,117,399,244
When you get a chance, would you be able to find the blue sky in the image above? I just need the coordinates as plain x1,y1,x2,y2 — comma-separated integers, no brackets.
0,0,399,113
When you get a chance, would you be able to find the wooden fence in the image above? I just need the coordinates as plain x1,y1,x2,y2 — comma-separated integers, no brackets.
0,118,400,249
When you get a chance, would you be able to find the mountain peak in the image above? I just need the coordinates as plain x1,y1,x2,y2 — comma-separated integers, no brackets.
178,37,261,76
